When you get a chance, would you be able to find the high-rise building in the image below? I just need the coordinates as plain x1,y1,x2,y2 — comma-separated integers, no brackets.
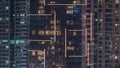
13,0,29,68
0,0,11,67
0,0,120,68
28,0,93,68
29,0,120,68
0,0,29,68
93,0,120,68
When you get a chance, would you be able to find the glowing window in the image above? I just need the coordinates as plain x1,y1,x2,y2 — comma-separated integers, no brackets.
16,40,21,44
39,30,44,35
50,20,54,24
66,20,74,25
32,30,35,35
5,18,9,21
39,0,44,4
39,51,44,55
38,56,42,61
66,10,73,14
41,41,45,44
0,17,2,21
51,46,55,50
115,10,119,16
45,30,51,35
50,1,56,4
3,40,8,43
67,46,75,51
66,6,73,14
73,0,81,4
38,56,44,60
56,31,61,35
5,60,9,64
95,19,98,21
73,31,77,36
50,20,59,24
67,5,73,9
99,19,103,22
45,31,49,35
6,29,9,32
115,24,119,27
20,21,25,24
73,0,77,4
38,6,45,14
10,40,15,44
50,31,54,35
5,46,9,49
50,37,54,40
5,6,9,10
32,51,35,56
21,40,25,44
116,0,119,4
20,14,25,16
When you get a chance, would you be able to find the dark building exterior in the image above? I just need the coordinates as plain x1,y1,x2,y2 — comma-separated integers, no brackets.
0,0,11,67
28,0,93,68
0,0,120,68
0,0,29,68
93,0,120,68
29,0,120,68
